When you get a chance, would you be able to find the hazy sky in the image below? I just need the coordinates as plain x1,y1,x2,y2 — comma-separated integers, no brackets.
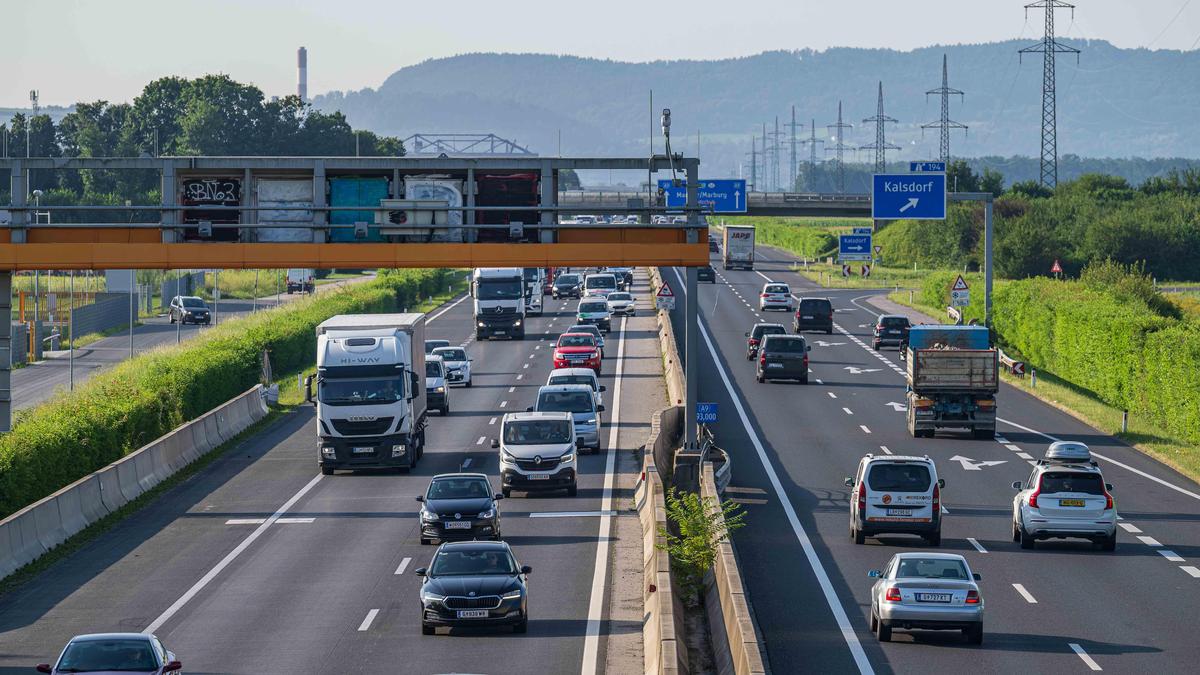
7,0,1199,107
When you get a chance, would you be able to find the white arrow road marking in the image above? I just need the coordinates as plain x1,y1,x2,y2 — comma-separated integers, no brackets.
885,401,907,412
899,197,919,213
949,455,1008,471
814,340,846,347
844,366,882,375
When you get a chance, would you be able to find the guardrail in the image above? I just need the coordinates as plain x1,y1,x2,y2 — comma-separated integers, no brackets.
0,384,270,580
946,306,963,324
998,349,1027,376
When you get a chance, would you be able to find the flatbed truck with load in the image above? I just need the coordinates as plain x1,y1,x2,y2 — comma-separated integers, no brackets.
307,313,428,473
904,325,998,439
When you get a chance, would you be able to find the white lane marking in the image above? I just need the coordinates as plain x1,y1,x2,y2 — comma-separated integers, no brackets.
967,537,988,553
842,407,854,415
532,510,618,519
1012,583,1038,603
395,557,412,575
879,445,892,455
816,378,824,384
500,401,508,408
224,517,314,525
1070,643,1103,671
476,436,486,445
427,293,469,323
994,435,1010,444
489,417,497,425
1181,566,1200,578
1005,444,1023,453
997,417,1200,502
358,608,380,632
673,270,875,675
1158,550,1185,562
529,353,535,359
535,345,542,350
581,315,626,675
508,386,516,393
859,425,871,434
828,392,837,399
523,363,530,369
461,458,473,469
941,505,950,514
1118,522,1142,533
1016,452,1034,460
145,473,324,633
1137,535,1162,547
516,374,524,380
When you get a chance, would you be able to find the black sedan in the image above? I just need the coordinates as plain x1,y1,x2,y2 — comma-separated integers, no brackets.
417,473,502,545
552,273,583,299
417,541,531,635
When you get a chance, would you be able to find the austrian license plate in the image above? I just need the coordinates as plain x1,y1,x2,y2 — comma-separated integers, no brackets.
1060,498,1085,507
916,593,952,603
351,446,374,454
457,609,488,619
444,521,472,529
494,330,507,336
886,508,913,517
767,363,784,368
528,474,551,480
802,315,814,319
889,330,901,334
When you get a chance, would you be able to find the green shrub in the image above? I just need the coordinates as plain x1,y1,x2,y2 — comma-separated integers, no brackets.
0,269,451,518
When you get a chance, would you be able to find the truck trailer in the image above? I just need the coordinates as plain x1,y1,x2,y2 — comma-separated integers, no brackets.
722,225,756,270
904,325,998,439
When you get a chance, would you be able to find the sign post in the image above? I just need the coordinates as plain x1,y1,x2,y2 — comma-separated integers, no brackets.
656,280,676,311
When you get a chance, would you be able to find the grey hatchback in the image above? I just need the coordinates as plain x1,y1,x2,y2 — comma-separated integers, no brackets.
755,334,810,384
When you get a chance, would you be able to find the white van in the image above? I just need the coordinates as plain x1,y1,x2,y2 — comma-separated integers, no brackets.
846,454,944,546
546,367,605,408
493,412,584,497
583,273,618,298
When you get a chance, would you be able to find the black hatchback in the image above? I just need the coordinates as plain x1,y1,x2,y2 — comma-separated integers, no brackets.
552,274,582,299
696,265,716,283
873,314,911,350
756,334,811,384
794,297,834,334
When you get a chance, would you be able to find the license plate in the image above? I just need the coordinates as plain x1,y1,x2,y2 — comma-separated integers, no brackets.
529,474,551,480
886,508,913,517
1060,498,1085,507
889,330,901,334
767,363,784,368
916,593,952,603
351,446,374,454
444,521,472,529
802,315,814,319
457,609,488,619
494,330,506,335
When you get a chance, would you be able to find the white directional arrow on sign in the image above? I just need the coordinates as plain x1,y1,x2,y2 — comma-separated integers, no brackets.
899,197,920,213
844,366,882,375
814,340,846,347
885,401,907,412
949,455,1007,471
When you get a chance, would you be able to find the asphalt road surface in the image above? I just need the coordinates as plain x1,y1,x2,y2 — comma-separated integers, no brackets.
13,276,372,411
0,271,660,675
669,250,1200,674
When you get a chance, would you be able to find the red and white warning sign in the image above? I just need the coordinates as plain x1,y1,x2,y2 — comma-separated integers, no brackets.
1051,259,1063,274
656,280,676,311
951,275,969,291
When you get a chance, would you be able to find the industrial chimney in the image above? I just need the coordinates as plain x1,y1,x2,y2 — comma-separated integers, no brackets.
297,47,308,102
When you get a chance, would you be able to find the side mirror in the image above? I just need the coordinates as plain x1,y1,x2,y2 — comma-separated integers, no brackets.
304,375,314,404
415,495,424,502
867,570,881,578
521,565,533,574
844,477,854,487
575,438,586,449
599,385,607,392
36,666,52,674
1011,481,1022,490
744,332,751,337
938,478,945,489
414,567,427,577
1105,483,1114,492
490,438,500,449
494,494,504,500
164,662,183,673
973,573,982,581
806,345,812,352
597,405,605,412
525,406,534,412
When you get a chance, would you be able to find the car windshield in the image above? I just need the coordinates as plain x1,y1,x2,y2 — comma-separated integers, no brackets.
559,335,596,348
430,549,518,576
763,337,806,354
1039,472,1105,495
881,317,910,328
181,297,206,308
765,285,790,294
320,377,403,405
477,279,523,300
549,375,597,390
504,419,573,445
58,638,158,672
425,362,444,378
428,477,492,500
753,325,786,339
868,463,932,492
896,558,969,580
523,268,540,281
556,275,579,286
579,302,607,313
799,299,831,313
433,348,466,362
425,340,450,354
568,326,600,336
586,276,616,289
608,293,632,302
538,390,595,413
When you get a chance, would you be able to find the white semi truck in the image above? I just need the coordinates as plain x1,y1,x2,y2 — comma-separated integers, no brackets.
472,267,527,340
307,313,428,474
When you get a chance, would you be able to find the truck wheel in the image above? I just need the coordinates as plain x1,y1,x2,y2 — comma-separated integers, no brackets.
321,466,334,476
852,523,865,545
502,487,512,498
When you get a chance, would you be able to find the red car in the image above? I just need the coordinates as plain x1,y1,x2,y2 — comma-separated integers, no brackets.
553,333,602,374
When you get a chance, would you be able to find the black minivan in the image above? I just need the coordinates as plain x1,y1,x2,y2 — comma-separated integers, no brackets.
756,335,811,384
793,297,834,334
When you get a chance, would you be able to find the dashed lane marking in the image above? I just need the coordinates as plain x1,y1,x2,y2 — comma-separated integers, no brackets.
395,557,411,575
967,537,988,553
1070,643,1102,671
358,609,380,632
1012,583,1038,603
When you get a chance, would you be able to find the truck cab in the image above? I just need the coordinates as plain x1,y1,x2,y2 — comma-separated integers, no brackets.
472,267,527,340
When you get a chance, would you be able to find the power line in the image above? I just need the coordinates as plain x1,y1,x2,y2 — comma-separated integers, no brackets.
860,82,899,175
921,54,968,164
1020,0,1081,188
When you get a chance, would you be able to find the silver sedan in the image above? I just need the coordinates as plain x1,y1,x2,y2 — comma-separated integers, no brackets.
868,552,984,644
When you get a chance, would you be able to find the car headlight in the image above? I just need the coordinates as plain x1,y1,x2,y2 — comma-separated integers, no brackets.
477,508,495,519
391,444,406,458
321,445,336,457
592,351,601,360
501,449,518,463
420,509,439,522
514,320,522,327
560,452,576,463
422,590,446,603
502,589,523,600
433,386,445,393
582,417,597,426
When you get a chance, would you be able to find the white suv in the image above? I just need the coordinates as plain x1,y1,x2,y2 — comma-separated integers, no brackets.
847,455,944,546
1011,442,1117,551
758,283,794,312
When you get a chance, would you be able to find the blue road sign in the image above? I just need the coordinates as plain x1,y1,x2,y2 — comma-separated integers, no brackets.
851,226,873,235
839,234,873,261
872,173,947,220
910,161,947,173
696,402,719,424
658,179,748,213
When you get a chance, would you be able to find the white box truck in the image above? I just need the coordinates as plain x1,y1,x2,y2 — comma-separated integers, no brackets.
722,225,756,270
307,313,428,474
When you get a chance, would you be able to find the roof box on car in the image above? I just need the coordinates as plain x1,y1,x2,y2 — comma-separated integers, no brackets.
1044,441,1092,463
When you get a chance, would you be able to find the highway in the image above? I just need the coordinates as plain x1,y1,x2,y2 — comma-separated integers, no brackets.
668,250,1200,674
13,276,372,411
0,272,660,674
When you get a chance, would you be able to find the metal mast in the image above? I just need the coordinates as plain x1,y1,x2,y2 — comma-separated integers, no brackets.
785,106,801,191
826,102,854,194
861,82,899,174
748,136,758,192
921,55,967,164
1020,0,1080,188
772,116,782,192
800,117,824,191
761,122,771,191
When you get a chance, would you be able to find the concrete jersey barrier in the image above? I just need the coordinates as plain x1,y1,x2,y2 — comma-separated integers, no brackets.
639,409,686,675
0,384,270,580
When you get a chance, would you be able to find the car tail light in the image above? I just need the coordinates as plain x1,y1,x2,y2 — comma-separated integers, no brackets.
932,483,940,511
965,590,980,604
857,482,866,513
759,353,766,366
802,355,809,367
1104,490,1113,510
885,587,901,602
974,398,996,410
761,293,769,298
876,324,884,331
749,338,759,346
1029,477,1042,508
